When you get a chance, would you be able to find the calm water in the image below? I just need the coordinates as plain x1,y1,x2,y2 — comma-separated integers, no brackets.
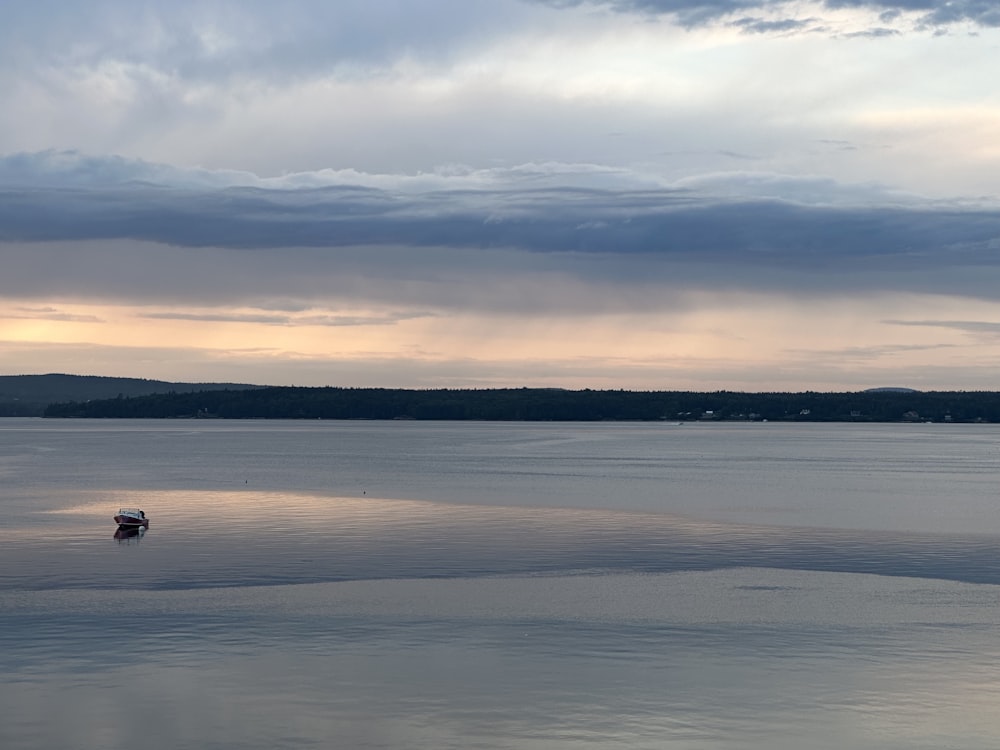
2,419,1000,749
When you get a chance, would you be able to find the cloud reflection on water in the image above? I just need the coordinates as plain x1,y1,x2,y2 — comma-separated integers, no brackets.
10,489,1000,591
4,570,1000,750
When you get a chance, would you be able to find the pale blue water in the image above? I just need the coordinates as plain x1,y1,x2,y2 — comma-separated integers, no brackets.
2,420,1000,749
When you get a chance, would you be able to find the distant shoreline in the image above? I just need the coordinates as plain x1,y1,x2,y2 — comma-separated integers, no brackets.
35,384,1000,423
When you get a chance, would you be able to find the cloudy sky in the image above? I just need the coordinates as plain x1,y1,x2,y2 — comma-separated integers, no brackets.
3,0,1000,391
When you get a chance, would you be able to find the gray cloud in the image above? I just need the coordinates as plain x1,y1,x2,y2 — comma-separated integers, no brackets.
3,151,999,260
730,16,816,33
1,306,104,323
841,25,901,36
538,0,1000,28
0,0,986,105
827,0,1000,27
715,149,760,160
140,312,308,326
784,341,958,363
816,139,861,151
558,0,775,28
4,151,1000,312
140,310,433,327
885,319,1000,336
0,1,536,81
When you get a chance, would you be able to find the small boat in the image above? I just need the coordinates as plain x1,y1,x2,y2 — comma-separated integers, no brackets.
114,508,149,529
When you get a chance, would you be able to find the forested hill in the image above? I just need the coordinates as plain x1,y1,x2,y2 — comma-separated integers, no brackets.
40,385,1000,423
0,374,261,416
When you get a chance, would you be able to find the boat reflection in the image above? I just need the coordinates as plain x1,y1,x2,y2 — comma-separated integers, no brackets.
114,526,146,544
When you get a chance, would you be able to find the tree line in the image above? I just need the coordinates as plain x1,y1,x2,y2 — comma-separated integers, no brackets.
40,386,1000,422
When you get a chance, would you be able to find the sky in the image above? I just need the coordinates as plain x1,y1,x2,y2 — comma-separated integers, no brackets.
2,0,1000,391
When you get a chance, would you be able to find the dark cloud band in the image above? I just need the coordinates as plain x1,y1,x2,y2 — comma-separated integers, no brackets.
4,151,1000,309
2,161,999,273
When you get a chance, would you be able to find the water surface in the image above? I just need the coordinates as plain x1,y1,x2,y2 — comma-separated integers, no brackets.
2,420,1000,749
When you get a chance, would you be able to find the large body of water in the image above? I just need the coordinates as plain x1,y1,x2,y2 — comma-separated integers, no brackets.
2,419,1000,749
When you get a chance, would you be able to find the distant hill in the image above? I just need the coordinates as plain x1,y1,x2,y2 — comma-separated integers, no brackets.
0,374,262,416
